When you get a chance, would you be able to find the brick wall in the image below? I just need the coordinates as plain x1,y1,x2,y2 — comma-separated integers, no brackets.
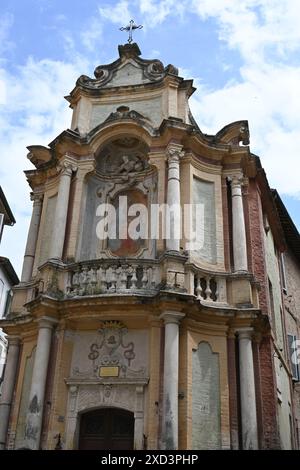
247,179,280,448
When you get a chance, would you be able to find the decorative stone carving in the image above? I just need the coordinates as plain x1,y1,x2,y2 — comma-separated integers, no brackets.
69,386,78,412
166,147,185,164
165,64,179,75
67,260,160,297
239,125,250,145
88,321,136,374
76,44,179,90
93,67,110,81
144,60,165,80
57,160,77,177
69,322,149,381
96,135,149,178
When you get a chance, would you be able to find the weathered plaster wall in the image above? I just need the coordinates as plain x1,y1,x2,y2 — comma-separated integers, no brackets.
192,341,221,449
189,169,224,270
264,225,292,449
282,249,300,447
284,249,300,333
91,96,163,129
182,328,230,450
264,227,284,347
15,347,36,449
192,178,217,265
275,356,292,449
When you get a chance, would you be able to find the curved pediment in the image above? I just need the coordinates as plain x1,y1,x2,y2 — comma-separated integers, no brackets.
215,120,250,146
76,43,179,91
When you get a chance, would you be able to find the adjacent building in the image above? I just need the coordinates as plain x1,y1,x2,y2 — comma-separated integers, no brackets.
0,42,299,450
272,190,300,448
0,188,19,392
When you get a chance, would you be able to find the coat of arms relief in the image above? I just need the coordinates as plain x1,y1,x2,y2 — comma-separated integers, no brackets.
72,321,146,379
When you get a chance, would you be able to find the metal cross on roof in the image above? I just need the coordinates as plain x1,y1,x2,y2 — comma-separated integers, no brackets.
120,19,143,44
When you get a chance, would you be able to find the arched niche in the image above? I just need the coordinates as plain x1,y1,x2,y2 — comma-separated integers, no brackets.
78,134,158,261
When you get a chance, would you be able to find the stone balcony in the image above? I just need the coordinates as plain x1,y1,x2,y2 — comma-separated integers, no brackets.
10,255,259,314
65,258,162,297
34,256,231,306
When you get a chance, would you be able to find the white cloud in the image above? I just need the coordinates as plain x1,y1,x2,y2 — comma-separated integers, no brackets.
190,62,300,196
0,13,14,56
126,0,300,199
139,0,186,26
191,0,300,63
81,17,104,52
0,55,90,276
97,0,186,30
185,1,300,199
98,1,133,24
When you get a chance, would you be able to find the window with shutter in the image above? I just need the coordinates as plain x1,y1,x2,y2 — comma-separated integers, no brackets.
288,334,300,381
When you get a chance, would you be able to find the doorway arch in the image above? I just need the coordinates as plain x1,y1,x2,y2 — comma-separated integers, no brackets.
78,407,134,450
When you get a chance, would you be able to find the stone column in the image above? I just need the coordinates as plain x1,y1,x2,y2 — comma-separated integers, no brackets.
134,385,145,450
166,147,184,252
237,328,258,449
230,175,248,272
160,311,185,449
24,317,56,450
21,194,43,282
49,162,76,260
0,337,20,450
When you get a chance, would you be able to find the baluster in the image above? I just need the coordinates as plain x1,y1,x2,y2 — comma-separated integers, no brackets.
114,266,120,291
99,266,107,292
150,267,156,289
195,275,203,300
120,266,128,290
142,266,148,289
213,278,219,301
131,265,137,290
205,276,212,300
110,266,117,292
90,267,97,294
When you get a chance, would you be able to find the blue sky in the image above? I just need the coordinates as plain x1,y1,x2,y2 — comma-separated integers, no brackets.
0,0,300,275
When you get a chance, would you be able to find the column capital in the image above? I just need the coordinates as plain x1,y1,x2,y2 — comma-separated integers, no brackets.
227,174,247,190
7,336,20,346
166,146,185,164
57,160,78,177
37,316,58,330
30,192,43,205
160,311,185,325
236,327,254,340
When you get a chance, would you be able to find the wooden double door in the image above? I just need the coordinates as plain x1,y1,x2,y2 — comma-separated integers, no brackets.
78,408,134,450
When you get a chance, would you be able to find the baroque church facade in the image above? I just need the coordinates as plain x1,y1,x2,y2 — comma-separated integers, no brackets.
0,41,299,450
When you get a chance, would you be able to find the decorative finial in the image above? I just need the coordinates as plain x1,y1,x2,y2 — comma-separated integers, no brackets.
120,19,143,44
